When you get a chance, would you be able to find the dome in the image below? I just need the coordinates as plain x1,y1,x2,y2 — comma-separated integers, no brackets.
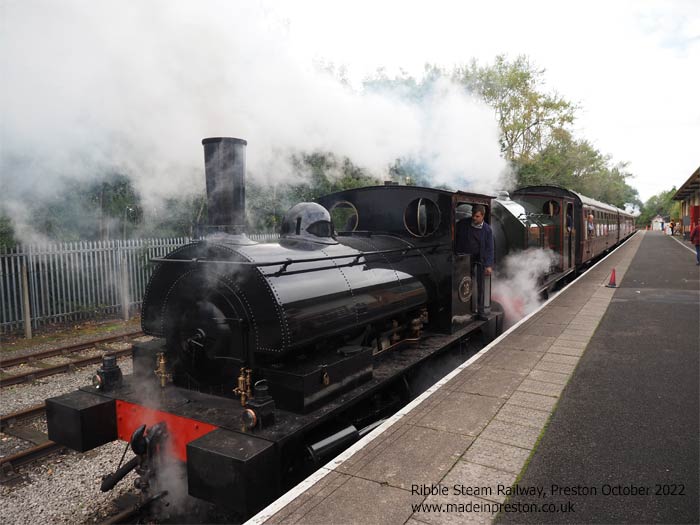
280,202,336,244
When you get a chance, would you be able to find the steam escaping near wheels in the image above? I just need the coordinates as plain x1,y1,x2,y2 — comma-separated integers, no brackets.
492,248,559,327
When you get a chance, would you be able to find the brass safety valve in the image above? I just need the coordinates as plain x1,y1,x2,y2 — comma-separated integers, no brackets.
154,352,172,388
233,367,253,406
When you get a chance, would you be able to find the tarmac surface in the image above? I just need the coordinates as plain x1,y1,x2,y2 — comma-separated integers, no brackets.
499,230,699,524
248,231,699,525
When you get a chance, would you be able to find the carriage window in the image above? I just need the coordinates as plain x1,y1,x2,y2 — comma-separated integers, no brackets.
542,200,560,216
404,197,440,237
329,201,359,232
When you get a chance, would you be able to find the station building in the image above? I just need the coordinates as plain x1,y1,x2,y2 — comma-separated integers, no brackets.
673,166,700,239
651,215,666,231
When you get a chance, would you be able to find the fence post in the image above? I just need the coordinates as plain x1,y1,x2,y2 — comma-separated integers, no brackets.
120,248,130,322
21,257,32,339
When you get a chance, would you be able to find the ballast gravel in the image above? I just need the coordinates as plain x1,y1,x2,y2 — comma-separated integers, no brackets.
1,355,140,524
0,321,143,362
1,329,158,523
0,356,133,416
0,441,138,524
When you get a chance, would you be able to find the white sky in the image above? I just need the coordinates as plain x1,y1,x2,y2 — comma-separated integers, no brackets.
273,0,700,201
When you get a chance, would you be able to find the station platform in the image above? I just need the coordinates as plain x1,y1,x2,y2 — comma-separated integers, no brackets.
248,231,699,525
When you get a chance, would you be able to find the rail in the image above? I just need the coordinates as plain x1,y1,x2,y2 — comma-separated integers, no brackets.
0,331,144,387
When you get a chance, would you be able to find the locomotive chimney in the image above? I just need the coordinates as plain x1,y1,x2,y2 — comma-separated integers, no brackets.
202,137,247,234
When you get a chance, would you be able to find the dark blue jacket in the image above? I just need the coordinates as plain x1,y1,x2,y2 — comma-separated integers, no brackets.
456,219,495,267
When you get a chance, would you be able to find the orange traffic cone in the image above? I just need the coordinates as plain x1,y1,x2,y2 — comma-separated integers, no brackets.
606,268,617,288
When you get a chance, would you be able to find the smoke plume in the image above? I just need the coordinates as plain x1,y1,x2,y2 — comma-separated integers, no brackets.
492,248,559,327
1,1,508,242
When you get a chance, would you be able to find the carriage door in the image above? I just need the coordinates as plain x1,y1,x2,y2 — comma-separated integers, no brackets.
565,202,573,269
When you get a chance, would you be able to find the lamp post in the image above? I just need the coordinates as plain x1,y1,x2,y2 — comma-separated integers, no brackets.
123,206,133,240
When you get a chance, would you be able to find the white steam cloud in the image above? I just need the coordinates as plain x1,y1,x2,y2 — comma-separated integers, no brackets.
492,248,559,327
1,1,507,241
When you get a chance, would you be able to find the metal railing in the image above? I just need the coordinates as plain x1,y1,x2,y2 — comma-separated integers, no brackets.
0,234,280,336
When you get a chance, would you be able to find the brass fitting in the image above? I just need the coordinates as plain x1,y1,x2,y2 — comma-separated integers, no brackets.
154,352,172,389
233,368,253,406
420,308,429,323
411,317,423,338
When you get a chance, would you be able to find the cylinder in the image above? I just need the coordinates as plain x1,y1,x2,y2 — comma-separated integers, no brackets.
202,137,247,233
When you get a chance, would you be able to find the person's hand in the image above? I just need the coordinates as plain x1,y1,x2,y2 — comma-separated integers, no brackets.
485,266,492,276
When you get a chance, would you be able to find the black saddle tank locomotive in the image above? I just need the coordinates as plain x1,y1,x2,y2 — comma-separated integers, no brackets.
45,137,503,518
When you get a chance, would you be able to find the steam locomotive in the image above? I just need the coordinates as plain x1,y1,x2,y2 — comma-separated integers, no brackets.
45,137,633,519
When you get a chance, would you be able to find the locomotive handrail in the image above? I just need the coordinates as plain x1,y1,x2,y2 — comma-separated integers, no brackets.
265,254,429,278
149,243,448,271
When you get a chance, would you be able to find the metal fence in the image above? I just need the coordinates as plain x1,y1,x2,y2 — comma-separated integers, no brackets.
0,234,280,336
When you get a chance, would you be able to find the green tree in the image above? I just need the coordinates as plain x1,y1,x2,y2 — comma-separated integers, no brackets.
285,152,379,203
11,173,144,242
454,55,576,162
517,132,640,208
0,214,16,247
637,188,677,227
453,56,640,208
141,193,206,238
244,152,380,233
86,174,143,240
516,131,603,188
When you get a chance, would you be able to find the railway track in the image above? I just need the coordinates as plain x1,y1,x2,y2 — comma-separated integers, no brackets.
1,403,164,521
0,440,66,482
0,331,149,481
0,403,64,482
0,403,46,432
0,330,144,388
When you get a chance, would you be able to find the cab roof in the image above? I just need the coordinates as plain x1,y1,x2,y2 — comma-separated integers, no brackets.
319,184,495,202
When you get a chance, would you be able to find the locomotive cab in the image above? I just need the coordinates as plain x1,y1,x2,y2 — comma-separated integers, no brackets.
318,185,497,334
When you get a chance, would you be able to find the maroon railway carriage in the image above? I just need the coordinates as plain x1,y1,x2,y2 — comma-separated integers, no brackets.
492,185,635,293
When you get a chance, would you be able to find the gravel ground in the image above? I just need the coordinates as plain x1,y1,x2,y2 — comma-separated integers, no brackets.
1,363,43,376
33,356,74,366
26,416,48,435
0,433,28,458
0,326,166,525
0,355,133,416
1,416,49,458
72,347,112,359
1,351,142,525
0,441,139,525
